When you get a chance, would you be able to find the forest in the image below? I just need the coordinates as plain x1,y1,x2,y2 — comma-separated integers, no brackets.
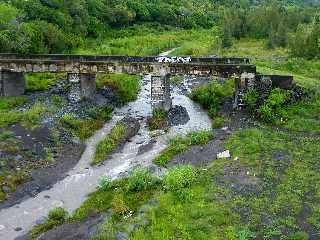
0,0,319,58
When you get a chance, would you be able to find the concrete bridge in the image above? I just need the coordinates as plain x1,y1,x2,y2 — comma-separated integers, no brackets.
0,54,260,110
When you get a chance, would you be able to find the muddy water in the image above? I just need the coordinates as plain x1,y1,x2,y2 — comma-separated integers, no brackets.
0,53,211,240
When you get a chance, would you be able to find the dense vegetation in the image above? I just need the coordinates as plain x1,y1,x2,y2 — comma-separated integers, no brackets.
0,0,319,59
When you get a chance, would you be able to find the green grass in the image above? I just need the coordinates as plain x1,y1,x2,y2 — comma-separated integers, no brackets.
30,208,69,239
190,78,235,119
148,109,168,131
92,122,126,165
25,73,65,92
96,74,140,104
0,101,48,129
59,105,113,140
75,27,215,56
154,131,213,166
0,97,27,110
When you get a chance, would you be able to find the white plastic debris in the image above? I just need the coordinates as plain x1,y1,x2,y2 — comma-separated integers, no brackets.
217,150,230,159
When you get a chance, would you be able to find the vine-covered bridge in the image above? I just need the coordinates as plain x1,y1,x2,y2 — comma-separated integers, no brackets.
0,54,292,110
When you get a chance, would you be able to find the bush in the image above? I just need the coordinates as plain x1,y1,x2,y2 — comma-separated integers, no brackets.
190,79,234,119
243,89,259,112
163,165,196,192
98,177,113,191
96,74,140,104
112,192,129,217
25,73,63,92
127,168,156,192
186,130,213,145
212,116,227,129
48,207,68,222
257,88,291,123
60,114,104,140
0,97,27,110
148,108,168,131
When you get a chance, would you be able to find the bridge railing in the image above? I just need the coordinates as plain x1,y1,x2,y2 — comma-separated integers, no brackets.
0,54,250,65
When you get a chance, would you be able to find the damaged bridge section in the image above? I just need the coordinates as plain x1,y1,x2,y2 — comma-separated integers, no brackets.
0,53,292,110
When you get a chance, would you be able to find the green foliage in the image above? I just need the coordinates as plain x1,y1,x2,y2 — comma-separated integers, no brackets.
0,101,47,128
96,74,140,104
60,106,113,140
48,208,68,222
148,109,168,131
257,88,291,123
243,89,259,112
92,122,126,165
187,131,213,145
127,168,156,192
60,114,103,140
0,97,27,111
31,208,68,239
163,165,196,192
212,116,228,129
50,95,66,108
289,19,320,59
98,177,113,191
25,73,62,92
154,130,213,166
190,79,235,119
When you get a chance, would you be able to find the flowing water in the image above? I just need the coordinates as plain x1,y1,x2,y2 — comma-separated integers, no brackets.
0,51,211,240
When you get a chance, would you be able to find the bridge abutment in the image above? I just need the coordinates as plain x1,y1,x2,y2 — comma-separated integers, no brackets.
151,74,172,111
68,73,96,102
0,71,25,97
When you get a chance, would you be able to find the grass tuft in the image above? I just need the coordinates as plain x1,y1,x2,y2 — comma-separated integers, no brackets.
154,130,213,166
92,122,126,165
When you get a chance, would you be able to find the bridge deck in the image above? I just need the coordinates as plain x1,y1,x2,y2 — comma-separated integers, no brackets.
0,54,250,64
0,54,255,76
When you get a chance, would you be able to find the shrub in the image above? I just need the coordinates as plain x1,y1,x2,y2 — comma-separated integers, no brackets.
257,88,291,123
0,97,27,110
96,74,140,104
284,232,309,240
212,116,227,129
87,105,114,121
112,192,129,217
190,79,234,119
148,108,168,131
127,168,156,192
243,89,259,112
60,114,104,140
98,177,113,191
25,73,63,92
163,165,196,192
51,95,66,108
187,130,213,145
48,207,68,222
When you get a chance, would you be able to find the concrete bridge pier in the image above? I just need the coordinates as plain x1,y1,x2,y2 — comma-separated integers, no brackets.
234,72,256,109
151,74,172,111
68,73,96,102
0,71,25,97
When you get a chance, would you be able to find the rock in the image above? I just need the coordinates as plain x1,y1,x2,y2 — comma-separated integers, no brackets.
167,105,190,126
35,216,47,225
14,155,23,162
116,231,129,240
217,150,231,159
2,186,11,193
